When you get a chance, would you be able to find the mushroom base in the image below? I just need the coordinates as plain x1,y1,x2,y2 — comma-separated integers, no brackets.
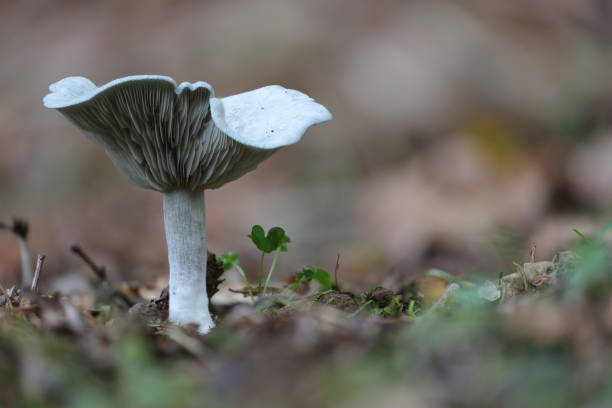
163,189,214,334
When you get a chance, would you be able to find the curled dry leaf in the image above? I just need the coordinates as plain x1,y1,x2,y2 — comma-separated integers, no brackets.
499,251,575,300
523,261,556,287
419,275,450,306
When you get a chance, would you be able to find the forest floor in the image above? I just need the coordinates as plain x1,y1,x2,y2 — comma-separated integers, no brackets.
2,225,612,408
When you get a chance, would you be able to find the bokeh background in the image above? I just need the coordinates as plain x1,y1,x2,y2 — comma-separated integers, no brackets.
1,0,611,288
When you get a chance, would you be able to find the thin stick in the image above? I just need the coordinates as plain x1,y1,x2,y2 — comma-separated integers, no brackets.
70,244,107,281
31,254,46,293
69,244,133,306
530,244,536,263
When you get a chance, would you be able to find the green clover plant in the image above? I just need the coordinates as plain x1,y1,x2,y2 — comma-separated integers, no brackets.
288,266,333,291
218,225,292,298
248,225,291,295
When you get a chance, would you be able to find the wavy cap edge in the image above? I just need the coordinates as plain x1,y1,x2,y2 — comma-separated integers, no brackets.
43,75,216,109
210,85,332,150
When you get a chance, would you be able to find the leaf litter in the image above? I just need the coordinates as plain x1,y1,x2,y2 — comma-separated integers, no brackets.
1,224,612,407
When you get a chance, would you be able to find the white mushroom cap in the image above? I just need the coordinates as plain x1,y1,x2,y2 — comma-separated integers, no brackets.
44,75,332,192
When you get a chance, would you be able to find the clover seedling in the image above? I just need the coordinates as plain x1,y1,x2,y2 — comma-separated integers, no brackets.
288,267,333,292
248,225,291,295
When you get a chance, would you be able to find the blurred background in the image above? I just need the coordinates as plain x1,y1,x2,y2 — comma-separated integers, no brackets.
1,0,611,289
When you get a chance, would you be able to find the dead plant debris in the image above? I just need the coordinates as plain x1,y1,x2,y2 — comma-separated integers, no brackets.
1,238,612,408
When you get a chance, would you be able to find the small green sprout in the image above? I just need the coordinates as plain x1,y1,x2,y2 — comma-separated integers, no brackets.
288,266,333,292
406,299,418,317
217,251,240,271
572,228,591,244
217,252,254,299
248,225,291,295
351,286,406,317
566,225,612,292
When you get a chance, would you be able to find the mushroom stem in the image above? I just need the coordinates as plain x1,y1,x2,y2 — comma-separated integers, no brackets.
163,189,214,334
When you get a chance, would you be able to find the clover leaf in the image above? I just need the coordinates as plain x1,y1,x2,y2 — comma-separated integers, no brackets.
293,266,332,290
249,225,291,253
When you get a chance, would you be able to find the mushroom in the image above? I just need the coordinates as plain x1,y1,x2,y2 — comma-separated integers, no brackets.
43,75,332,333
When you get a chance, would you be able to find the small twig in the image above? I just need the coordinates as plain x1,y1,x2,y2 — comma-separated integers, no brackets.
30,254,45,293
69,244,133,306
70,244,107,281
333,253,341,290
